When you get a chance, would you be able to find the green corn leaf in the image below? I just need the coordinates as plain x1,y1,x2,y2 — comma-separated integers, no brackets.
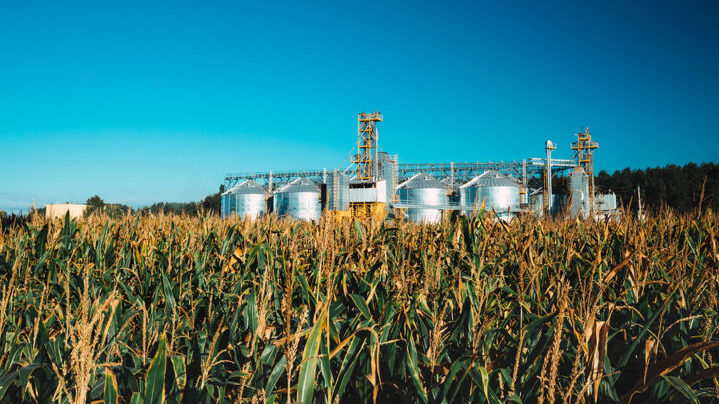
145,335,167,404
0,372,16,402
130,392,144,404
319,333,333,390
247,289,258,332
104,368,119,404
332,336,364,400
350,294,372,321
171,355,186,392
661,375,698,403
265,354,287,397
353,220,364,240
161,273,176,312
297,315,325,404
478,365,490,402
407,338,428,403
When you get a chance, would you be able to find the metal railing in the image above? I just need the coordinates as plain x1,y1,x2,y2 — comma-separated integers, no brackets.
224,158,578,189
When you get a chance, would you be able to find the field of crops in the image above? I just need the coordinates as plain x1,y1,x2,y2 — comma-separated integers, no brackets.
0,210,717,403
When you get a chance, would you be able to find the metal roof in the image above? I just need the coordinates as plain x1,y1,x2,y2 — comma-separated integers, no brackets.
225,180,265,195
275,177,320,193
460,170,519,189
396,173,446,190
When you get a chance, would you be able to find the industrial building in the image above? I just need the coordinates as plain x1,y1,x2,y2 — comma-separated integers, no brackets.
221,112,618,222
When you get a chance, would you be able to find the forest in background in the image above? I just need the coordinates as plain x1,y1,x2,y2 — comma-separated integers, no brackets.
595,162,718,212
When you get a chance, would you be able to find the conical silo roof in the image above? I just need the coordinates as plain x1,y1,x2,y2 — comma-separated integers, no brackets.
460,170,519,188
440,177,454,187
275,178,319,193
227,180,265,195
397,173,445,189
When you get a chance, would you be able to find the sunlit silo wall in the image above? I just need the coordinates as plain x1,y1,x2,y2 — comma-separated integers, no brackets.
222,185,241,217
327,170,350,211
595,193,617,211
378,152,397,203
569,167,590,218
459,171,520,220
273,178,322,221
231,180,266,219
396,173,448,224
221,191,229,218
530,192,567,216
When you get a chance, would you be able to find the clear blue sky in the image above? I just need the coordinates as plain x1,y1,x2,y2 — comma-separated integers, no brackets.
2,1,718,212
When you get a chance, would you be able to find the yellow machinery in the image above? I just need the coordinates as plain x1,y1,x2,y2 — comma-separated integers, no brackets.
348,112,387,222
350,202,387,222
571,128,599,213
327,209,352,223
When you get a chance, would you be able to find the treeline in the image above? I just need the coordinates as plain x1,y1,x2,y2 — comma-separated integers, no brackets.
80,186,224,218
595,162,718,213
138,194,221,216
136,186,223,216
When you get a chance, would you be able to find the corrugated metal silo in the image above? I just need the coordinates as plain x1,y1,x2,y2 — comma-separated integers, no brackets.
377,152,396,204
273,178,322,221
327,170,350,211
222,185,240,217
460,170,520,220
396,173,448,223
529,190,566,217
231,180,266,219
221,190,230,218
569,166,589,218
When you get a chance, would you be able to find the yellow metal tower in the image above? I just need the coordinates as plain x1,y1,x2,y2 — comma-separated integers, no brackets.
353,112,383,181
571,128,599,214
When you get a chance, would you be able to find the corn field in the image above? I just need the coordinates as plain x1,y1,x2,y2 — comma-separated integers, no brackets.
0,210,718,403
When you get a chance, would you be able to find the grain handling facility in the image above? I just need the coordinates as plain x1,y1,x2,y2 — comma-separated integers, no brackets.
222,112,618,222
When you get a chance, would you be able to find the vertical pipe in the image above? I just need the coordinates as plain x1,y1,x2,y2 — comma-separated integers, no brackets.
374,123,379,181
545,141,554,214
393,154,399,202
450,161,455,189
269,171,273,193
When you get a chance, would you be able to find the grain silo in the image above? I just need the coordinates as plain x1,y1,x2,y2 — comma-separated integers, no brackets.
569,166,590,218
221,190,230,218
460,170,520,220
230,180,266,219
396,173,448,223
326,170,350,211
273,178,322,221
221,185,240,217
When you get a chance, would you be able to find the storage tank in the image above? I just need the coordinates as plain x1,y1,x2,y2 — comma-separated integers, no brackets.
222,185,240,217
377,152,397,204
273,178,321,221
529,190,566,217
326,170,350,211
396,173,448,224
569,166,590,218
230,180,266,219
460,171,520,220
221,190,230,218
